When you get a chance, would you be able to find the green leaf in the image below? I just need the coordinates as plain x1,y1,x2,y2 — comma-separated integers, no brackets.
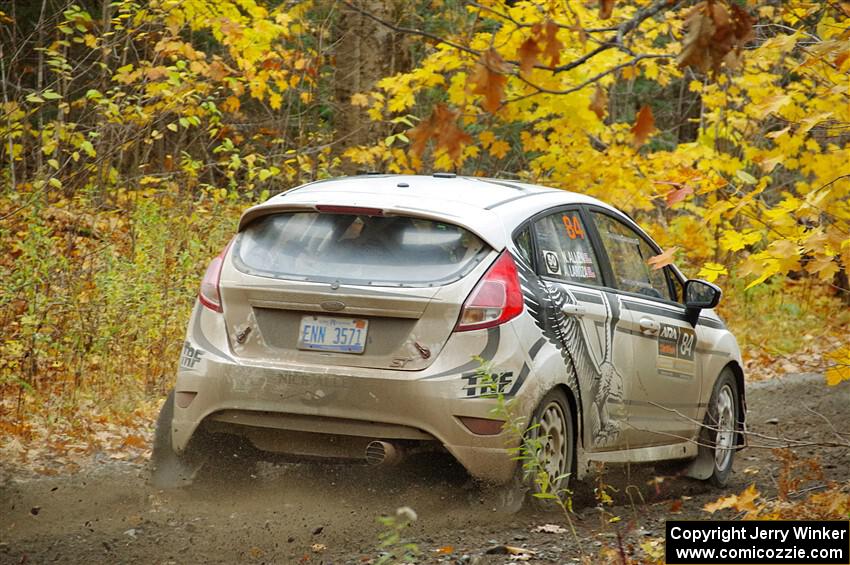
736,170,758,184
80,140,96,157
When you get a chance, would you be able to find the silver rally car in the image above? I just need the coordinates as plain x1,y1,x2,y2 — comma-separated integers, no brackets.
152,174,745,491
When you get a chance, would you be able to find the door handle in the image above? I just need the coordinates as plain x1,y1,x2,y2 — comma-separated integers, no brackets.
561,304,586,317
639,317,660,335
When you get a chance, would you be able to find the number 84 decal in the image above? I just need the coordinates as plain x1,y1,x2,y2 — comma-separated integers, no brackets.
658,323,696,362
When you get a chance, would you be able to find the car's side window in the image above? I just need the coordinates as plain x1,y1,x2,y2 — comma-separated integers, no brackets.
532,210,603,286
667,269,683,302
591,211,672,301
514,226,533,265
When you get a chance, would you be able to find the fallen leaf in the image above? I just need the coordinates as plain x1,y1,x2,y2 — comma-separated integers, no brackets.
669,499,683,513
122,434,147,449
704,483,760,513
485,545,537,556
533,523,567,534
434,545,454,554
631,105,655,148
311,543,326,553
647,246,679,270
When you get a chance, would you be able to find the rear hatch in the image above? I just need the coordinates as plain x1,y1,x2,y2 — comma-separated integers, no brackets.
218,209,495,370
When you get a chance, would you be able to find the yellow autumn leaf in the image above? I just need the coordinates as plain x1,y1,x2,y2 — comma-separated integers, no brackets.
805,254,839,281
753,94,791,116
719,229,761,252
697,262,728,282
489,139,510,159
269,92,282,110
479,130,495,149
704,484,760,514
350,93,369,107
222,95,240,113
825,346,850,386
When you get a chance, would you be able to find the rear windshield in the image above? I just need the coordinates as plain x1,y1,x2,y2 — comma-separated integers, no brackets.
233,212,490,286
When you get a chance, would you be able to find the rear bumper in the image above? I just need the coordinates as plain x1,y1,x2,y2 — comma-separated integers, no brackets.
172,303,532,483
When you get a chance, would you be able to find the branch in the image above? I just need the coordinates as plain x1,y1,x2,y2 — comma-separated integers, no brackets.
512,53,672,98
342,0,691,76
339,0,479,58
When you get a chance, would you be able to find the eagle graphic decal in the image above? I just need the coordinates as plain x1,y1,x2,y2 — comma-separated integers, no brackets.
514,253,624,447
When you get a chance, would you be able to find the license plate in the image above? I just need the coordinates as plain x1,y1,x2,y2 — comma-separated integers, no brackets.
297,315,369,354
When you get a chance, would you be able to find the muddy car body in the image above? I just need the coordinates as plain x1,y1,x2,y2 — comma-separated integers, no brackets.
153,174,746,489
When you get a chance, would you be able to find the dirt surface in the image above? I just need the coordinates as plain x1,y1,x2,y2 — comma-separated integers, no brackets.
2,373,848,564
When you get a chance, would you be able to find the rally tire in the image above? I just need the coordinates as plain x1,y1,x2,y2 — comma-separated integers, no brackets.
525,388,575,504
701,369,740,487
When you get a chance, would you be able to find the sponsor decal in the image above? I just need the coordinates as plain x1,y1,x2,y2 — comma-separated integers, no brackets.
180,341,203,369
462,371,514,398
657,323,696,378
542,250,561,275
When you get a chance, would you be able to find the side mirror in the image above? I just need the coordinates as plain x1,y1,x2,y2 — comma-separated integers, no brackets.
684,279,722,310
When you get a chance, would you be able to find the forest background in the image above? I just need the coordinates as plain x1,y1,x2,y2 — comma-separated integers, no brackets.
0,0,848,486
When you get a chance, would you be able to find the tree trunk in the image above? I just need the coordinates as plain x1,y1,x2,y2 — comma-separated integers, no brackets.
333,1,408,173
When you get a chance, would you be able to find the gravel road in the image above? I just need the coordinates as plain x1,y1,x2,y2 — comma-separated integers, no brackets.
2,373,847,564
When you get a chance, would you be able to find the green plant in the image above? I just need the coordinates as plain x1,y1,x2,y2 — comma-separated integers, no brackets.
473,358,582,555
375,506,419,564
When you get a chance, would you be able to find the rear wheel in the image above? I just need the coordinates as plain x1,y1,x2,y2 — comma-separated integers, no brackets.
526,389,575,499
700,369,740,487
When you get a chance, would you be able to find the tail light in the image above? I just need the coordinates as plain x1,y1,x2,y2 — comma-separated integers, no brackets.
455,250,524,332
198,240,233,313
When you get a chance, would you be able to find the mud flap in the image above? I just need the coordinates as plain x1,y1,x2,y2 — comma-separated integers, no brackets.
683,449,713,480
150,390,206,489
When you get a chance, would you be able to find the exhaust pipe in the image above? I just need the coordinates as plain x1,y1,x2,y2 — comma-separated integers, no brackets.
365,441,403,466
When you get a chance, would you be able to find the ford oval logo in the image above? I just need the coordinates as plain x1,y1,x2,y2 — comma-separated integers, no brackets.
320,300,346,312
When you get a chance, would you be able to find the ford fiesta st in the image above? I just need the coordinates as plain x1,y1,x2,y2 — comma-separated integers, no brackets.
151,174,746,492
